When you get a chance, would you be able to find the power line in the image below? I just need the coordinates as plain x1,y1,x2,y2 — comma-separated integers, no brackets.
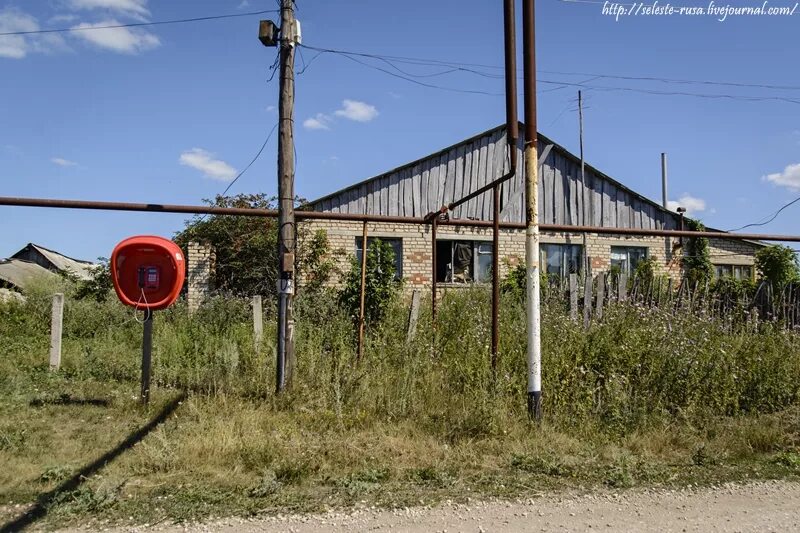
0,9,279,37
298,44,503,96
298,42,800,97
728,194,800,232
220,123,279,198
196,123,279,223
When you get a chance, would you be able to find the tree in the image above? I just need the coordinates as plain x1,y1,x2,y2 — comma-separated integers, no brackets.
174,193,334,298
338,239,401,326
755,245,800,288
682,218,713,285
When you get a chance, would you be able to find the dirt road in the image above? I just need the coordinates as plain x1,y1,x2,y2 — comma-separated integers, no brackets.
63,480,799,533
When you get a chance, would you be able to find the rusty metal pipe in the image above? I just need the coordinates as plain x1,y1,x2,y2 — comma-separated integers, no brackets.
504,0,519,171
2,196,800,242
490,193,501,375
431,215,438,326
357,221,368,363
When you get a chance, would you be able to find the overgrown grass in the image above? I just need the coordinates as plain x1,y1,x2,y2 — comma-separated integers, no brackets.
2,280,800,528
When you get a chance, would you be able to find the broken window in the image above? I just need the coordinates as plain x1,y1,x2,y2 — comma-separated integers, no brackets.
355,237,403,280
436,240,494,283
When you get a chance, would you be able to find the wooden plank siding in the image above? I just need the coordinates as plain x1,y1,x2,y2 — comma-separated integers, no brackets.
309,125,680,230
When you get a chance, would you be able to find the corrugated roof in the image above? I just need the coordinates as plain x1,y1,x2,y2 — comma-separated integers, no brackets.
12,243,96,280
0,259,57,290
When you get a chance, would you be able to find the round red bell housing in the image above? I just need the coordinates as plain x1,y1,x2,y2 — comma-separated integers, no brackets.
111,236,186,311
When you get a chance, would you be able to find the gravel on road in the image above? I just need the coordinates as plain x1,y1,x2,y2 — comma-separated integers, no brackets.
58,480,800,532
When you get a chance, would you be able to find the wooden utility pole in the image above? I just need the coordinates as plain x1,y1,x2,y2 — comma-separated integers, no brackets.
276,0,297,393
523,0,542,421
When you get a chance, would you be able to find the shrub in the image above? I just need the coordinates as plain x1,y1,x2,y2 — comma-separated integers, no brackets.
755,245,800,288
338,238,401,326
682,219,713,285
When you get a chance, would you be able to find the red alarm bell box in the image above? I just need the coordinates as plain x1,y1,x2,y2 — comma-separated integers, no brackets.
111,236,186,311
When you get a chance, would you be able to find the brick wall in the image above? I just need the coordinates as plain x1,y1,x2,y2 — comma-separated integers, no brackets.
187,241,214,312
297,220,758,292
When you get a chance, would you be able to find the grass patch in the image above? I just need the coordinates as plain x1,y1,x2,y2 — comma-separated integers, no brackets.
2,288,800,528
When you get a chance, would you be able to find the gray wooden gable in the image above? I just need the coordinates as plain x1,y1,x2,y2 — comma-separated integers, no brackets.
310,125,680,231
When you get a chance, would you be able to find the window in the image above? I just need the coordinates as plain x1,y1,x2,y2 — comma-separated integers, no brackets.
436,240,494,283
540,244,583,279
714,264,752,281
355,237,403,280
610,246,648,275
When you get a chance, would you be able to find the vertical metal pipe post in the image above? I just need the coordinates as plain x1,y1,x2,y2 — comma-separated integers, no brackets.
661,152,668,210
141,311,153,406
523,0,542,421
493,0,519,375
357,221,368,362
431,216,438,325
491,185,501,373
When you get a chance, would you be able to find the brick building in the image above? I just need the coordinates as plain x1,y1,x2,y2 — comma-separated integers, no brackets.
303,124,761,291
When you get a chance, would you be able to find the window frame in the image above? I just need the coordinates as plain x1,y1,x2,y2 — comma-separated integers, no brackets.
713,263,753,281
610,246,648,275
435,239,494,283
540,243,583,280
355,236,403,281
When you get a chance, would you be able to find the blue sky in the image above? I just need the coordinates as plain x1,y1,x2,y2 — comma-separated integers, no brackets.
1,0,799,261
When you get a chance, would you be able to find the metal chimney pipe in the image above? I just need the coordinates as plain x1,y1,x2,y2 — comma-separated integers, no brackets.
661,152,668,210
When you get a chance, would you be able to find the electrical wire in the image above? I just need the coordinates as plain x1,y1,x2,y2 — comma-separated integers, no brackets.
298,44,503,96
195,122,279,223
299,43,800,93
220,123,279,198
0,9,279,36
728,194,800,232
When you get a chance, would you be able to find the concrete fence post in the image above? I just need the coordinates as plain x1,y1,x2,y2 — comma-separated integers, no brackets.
49,293,64,370
252,295,263,353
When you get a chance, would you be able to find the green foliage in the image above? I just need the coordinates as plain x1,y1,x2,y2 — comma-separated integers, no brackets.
296,228,337,295
73,258,113,302
634,256,657,284
500,262,548,301
174,193,333,299
682,219,714,285
755,245,800,288
711,276,756,301
500,262,527,300
174,193,280,298
338,238,401,326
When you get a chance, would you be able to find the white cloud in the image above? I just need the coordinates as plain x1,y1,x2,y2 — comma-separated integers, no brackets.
70,20,159,53
68,0,150,18
237,0,251,9
303,113,332,130
334,99,379,122
179,148,237,181
667,194,706,216
51,157,77,167
763,163,800,191
0,8,67,59
265,105,276,113
49,14,80,24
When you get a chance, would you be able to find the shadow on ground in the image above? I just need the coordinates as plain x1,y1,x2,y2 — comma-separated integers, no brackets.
29,394,111,408
1,392,187,533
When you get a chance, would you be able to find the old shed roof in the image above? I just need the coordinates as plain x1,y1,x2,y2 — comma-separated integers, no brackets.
12,243,96,280
0,259,57,290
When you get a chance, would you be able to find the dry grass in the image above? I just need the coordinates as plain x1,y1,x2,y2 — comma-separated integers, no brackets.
2,285,800,528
